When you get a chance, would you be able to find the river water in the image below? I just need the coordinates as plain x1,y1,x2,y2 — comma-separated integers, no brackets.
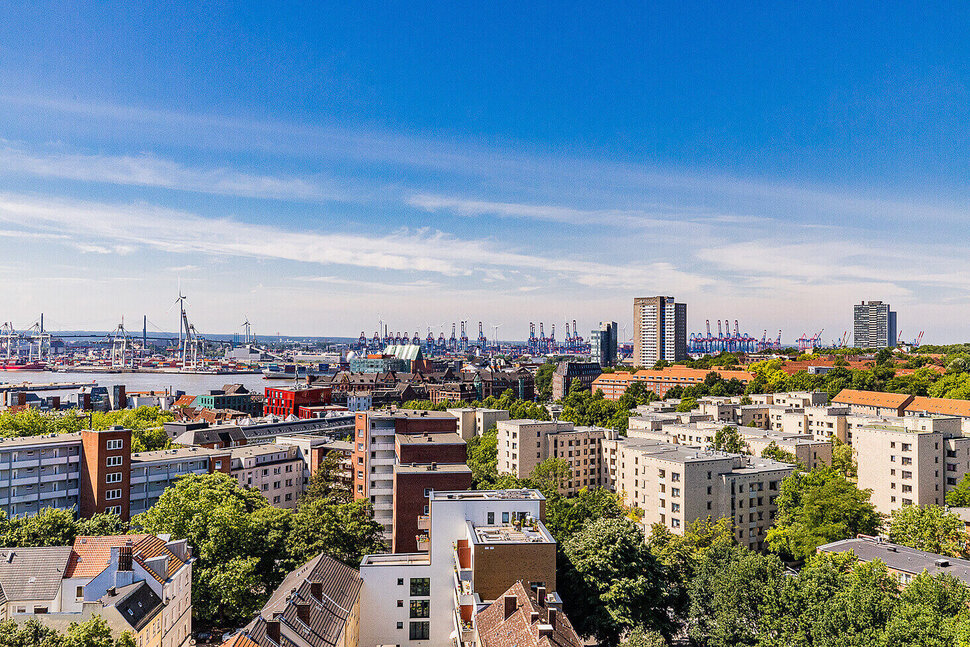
0,370,276,396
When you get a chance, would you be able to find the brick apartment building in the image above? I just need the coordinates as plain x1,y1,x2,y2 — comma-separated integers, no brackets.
263,385,332,418
551,361,602,400
352,410,472,551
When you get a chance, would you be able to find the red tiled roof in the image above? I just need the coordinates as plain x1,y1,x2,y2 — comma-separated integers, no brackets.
905,396,970,418
831,389,914,409
476,582,583,647
65,535,188,582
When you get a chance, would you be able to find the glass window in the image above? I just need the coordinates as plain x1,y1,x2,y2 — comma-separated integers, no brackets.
409,600,430,618
410,578,430,597
409,621,430,640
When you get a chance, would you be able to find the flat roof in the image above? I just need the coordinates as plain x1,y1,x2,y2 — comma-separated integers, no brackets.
0,432,82,447
360,553,430,567
472,523,554,545
131,446,226,463
395,463,471,474
365,409,457,419
430,489,544,501
395,432,465,445
819,537,970,583
229,443,297,459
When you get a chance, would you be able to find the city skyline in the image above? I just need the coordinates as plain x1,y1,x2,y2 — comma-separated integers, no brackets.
2,4,968,340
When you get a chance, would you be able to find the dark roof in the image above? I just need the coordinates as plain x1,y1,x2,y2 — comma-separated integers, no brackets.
102,581,163,631
0,547,72,603
476,581,583,647
232,553,362,647
818,537,970,583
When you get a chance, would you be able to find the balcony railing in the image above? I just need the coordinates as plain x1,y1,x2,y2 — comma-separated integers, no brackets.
417,515,430,530
416,534,430,551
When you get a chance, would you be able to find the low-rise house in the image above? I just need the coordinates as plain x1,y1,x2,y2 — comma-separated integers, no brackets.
818,536,970,586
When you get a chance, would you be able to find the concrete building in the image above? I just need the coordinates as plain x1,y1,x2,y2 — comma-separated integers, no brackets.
602,438,794,549
853,417,970,514
352,410,471,546
358,489,558,647
446,408,510,441
633,296,687,367
590,321,618,368
496,420,615,494
551,361,602,400
818,537,970,587
223,553,361,647
229,444,305,510
128,446,230,517
832,389,914,418
592,366,752,400
853,300,897,348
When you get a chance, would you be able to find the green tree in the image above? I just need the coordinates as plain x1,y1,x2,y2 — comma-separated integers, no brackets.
831,439,857,478
75,511,128,538
466,426,499,487
686,543,784,647
619,626,668,647
544,487,626,542
535,362,556,400
560,518,671,646
947,473,970,507
675,397,697,413
132,472,289,626
886,505,965,557
3,507,77,547
712,426,745,454
760,442,803,469
287,497,386,566
303,451,351,503
766,468,881,562
0,618,64,647
529,458,571,495
884,572,970,647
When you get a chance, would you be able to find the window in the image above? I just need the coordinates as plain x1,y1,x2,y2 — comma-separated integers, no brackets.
105,489,122,501
397,622,404,630
410,578,430,597
33,607,47,614
214,461,222,470
273,496,280,504
423,488,431,497
409,600,430,618
409,621,430,640
106,505,121,515
76,586,84,600
106,472,122,484
106,456,122,467
397,578,404,586
671,472,681,482
106,439,123,450
502,512,510,524
487,512,494,524
397,600,403,607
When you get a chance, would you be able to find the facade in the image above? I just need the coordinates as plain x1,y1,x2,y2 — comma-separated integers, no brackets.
129,446,231,517
446,408,510,441
0,434,82,519
358,489,559,647
602,438,794,549
853,300,897,348
633,296,687,367
818,537,970,586
192,392,262,417
475,582,582,647
551,361,602,400
224,553,361,647
592,366,753,400
263,385,332,418
228,444,305,510
349,355,410,373
0,534,193,647
590,321,618,367
352,411,471,543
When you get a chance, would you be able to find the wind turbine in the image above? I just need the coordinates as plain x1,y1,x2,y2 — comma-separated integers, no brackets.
491,323,503,350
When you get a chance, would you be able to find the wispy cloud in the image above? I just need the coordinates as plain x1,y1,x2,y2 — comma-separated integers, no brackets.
0,145,344,202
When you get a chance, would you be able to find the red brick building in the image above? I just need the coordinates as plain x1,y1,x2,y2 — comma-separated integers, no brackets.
263,385,332,418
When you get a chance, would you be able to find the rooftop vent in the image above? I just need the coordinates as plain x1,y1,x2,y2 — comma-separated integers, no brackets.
936,558,950,567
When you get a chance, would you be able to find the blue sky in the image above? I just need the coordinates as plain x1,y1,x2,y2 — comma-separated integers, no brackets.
0,2,968,342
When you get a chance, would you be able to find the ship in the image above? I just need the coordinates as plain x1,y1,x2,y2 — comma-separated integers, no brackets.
261,363,332,379
0,360,47,371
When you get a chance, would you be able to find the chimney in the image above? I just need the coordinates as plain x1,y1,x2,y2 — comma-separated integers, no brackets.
119,542,133,571
295,600,311,624
504,595,517,620
530,611,539,624
538,624,554,638
266,619,281,643
536,586,546,606
548,608,557,627
309,581,323,602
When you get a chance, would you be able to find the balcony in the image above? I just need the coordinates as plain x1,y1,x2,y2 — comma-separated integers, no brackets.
453,606,475,646
416,534,430,551
417,515,430,531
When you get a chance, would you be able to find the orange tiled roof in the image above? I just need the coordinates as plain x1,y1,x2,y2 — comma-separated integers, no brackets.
831,389,914,408
905,396,970,418
476,581,583,647
592,366,752,386
222,633,260,647
65,535,188,582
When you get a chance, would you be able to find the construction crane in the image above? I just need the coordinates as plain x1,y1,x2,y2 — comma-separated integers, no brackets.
109,321,133,369
914,331,924,348
477,322,487,349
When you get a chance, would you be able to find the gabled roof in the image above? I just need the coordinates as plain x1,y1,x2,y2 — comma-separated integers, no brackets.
0,546,73,603
476,581,583,647
101,580,163,631
832,389,914,409
66,535,189,582
905,396,970,418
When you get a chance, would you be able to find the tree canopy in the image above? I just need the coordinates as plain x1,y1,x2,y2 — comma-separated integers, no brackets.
886,505,965,557
0,617,135,647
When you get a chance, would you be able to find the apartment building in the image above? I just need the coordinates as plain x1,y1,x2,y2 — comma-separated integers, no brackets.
633,296,687,366
129,446,230,516
818,537,970,587
446,408,510,441
853,300,897,349
263,385,332,418
832,389,914,417
0,434,82,519
0,534,193,647
602,438,794,549
224,553,361,647
358,489,559,647
166,414,354,448
853,418,970,514
739,429,832,470
496,420,615,495
476,582,583,647
229,444,305,509
550,361,602,400
591,366,753,400
352,410,471,546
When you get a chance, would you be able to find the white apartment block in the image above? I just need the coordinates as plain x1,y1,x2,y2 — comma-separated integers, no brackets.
0,434,82,519
230,444,305,509
496,420,614,495
447,408,511,441
359,490,557,647
853,417,970,514
602,438,793,549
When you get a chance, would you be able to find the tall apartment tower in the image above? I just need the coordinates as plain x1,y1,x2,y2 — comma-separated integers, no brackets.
590,321,618,367
633,296,687,367
853,300,897,348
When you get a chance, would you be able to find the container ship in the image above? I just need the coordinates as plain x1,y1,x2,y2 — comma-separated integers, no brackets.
0,360,47,371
